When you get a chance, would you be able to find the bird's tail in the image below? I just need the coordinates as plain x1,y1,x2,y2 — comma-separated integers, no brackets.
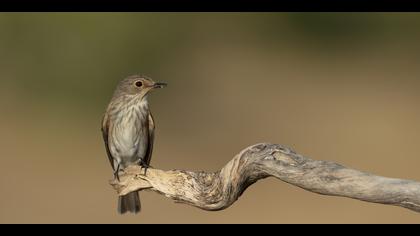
118,191,141,214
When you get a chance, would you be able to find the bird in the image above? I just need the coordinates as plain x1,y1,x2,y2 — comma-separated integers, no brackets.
101,75,166,214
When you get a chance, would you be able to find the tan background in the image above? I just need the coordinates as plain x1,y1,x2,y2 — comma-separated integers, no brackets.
1,13,420,223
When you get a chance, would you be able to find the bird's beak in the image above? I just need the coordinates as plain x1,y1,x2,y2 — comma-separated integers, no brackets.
153,82,167,89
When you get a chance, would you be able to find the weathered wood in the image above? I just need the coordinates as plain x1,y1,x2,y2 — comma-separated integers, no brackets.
110,143,420,212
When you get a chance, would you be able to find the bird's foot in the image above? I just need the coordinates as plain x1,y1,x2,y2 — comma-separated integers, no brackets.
113,163,123,182
138,160,153,176
113,169,120,182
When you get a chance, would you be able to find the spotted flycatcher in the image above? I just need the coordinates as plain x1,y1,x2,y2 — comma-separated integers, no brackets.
101,75,166,214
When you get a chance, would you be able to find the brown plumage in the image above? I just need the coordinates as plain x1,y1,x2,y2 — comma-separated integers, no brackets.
101,75,166,214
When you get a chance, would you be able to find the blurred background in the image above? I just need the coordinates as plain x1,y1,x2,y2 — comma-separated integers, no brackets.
1,13,420,223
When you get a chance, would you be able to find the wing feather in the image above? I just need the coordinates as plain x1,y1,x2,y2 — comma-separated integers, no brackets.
144,112,155,166
101,112,115,171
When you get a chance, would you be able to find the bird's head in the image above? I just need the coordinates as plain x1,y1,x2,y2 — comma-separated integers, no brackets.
115,75,167,100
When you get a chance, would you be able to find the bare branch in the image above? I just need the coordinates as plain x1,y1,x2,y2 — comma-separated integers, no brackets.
110,143,420,212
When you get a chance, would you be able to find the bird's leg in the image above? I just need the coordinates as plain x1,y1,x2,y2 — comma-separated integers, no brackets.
138,159,153,176
113,163,121,182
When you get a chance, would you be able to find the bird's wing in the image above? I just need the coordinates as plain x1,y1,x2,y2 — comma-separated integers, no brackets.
144,112,155,166
101,112,115,171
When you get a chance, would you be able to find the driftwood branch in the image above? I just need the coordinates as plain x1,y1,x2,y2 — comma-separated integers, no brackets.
110,143,420,213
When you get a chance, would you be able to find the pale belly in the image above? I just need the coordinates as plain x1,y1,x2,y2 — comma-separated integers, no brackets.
109,113,148,168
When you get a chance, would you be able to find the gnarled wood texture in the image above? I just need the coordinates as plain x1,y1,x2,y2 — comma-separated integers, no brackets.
110,143,420,212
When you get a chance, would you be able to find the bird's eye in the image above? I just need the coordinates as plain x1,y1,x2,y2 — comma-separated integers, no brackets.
135,81,143,87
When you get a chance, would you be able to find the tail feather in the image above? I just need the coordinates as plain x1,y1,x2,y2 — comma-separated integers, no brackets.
118,191,141,214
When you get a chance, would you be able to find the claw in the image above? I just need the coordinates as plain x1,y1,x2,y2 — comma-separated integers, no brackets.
114,171,120,181
138,159,152,176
